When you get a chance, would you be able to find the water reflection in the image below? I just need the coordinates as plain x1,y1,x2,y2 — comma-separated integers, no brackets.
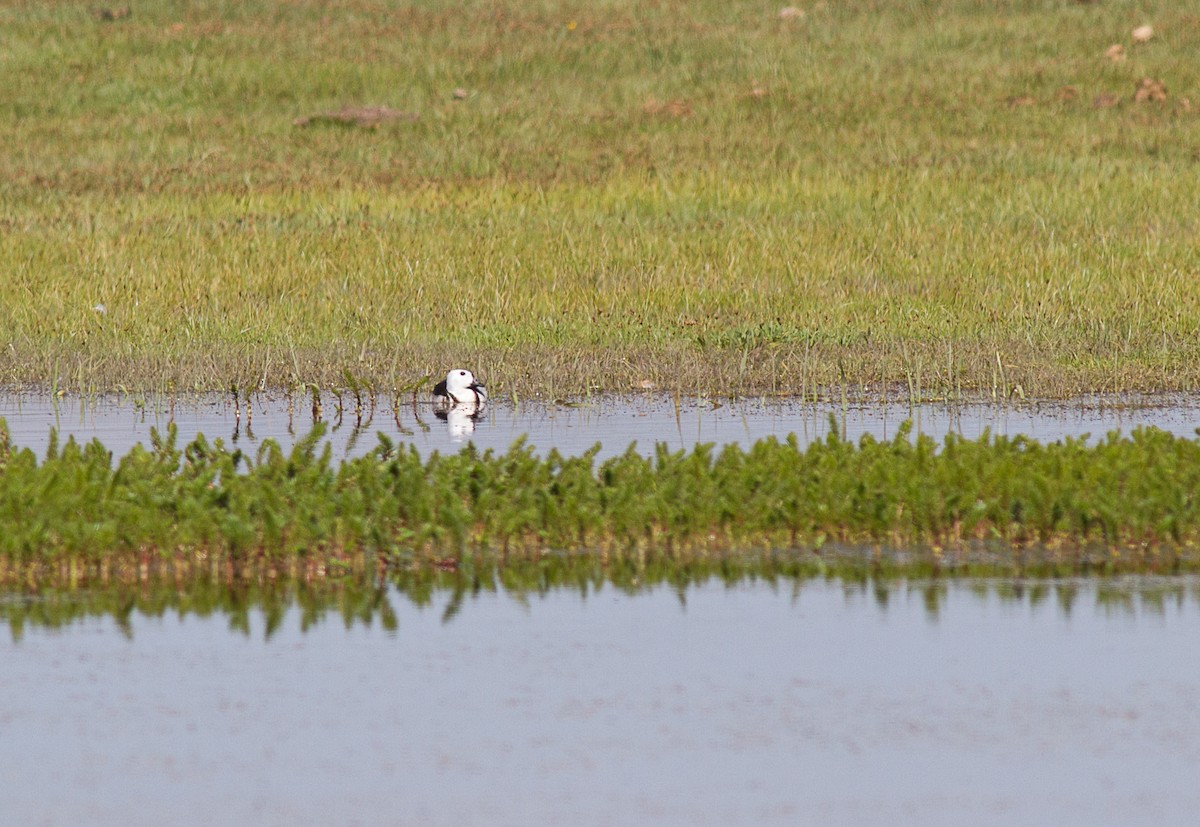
434,401,487,441
3,390,1200,461
4,570,1197,641
6,573,1200,826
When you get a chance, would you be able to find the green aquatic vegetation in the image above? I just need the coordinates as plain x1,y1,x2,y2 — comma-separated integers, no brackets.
4,418,1200,584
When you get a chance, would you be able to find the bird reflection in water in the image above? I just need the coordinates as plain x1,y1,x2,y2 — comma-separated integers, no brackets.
436,401,486,440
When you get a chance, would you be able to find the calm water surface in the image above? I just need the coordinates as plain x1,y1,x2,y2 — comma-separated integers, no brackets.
3,391,1200,460
3,577,1199,826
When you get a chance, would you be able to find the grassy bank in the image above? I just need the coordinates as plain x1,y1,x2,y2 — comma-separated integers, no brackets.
3,1,1199,396
3,420,1200,579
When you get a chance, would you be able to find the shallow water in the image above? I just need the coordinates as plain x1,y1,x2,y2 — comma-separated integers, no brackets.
2,577,1199,826
3,391,1200,460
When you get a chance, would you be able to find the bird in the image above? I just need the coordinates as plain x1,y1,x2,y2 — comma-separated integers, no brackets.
432,368,487,410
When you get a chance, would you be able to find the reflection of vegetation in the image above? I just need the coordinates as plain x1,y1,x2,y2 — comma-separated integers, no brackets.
1,576,398,643
4,564,1197,640
6,420,1200,582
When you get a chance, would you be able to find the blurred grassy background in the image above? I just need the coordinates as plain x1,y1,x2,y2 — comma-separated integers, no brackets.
1,0,1198,398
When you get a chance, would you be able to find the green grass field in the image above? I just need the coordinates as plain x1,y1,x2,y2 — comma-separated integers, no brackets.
3,0,1199,398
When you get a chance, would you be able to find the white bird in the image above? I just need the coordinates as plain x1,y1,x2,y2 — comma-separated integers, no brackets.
432,368,487,409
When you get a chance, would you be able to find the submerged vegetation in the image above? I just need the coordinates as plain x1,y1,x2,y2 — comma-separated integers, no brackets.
4,419,1200,590
3,1,1200,396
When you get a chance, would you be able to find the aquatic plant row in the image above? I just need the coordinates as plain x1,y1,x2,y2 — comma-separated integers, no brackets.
4,419,1200,580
